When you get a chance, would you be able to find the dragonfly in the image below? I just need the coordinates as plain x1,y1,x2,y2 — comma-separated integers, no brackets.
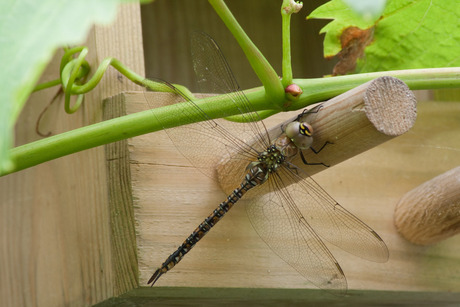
147,32,389,293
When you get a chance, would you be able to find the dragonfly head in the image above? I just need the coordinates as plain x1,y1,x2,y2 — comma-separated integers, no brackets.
285,121,314,150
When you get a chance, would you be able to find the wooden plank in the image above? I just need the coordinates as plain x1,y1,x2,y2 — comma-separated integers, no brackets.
0,3,144,307
103,98,139,295
125,90,460,292
95,287,460,306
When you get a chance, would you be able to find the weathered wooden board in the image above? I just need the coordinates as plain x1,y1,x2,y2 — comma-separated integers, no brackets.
95,287,460,306
2,1,459,306
123,90,460,292
0,4,144,307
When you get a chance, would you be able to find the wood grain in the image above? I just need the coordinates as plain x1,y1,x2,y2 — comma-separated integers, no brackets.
96,287,460,306
124,89,460,292
0,4,144,307
395,166,460,245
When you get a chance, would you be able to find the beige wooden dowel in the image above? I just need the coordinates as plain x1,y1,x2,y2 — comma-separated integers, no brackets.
218,76,417,191
394,166,460,245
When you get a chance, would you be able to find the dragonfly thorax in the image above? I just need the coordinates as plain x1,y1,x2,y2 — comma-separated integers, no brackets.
274,134,299,159
257,144,286,173
244,141,294,186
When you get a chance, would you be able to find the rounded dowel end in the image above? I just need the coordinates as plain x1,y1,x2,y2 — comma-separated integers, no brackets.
364,76,417,136
394,166,460,245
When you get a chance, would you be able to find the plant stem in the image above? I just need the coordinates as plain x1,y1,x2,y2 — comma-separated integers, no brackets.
208,0,285,106
281,1,293,88
3,67,460,176
36,52,196,110
290,67,460,110
33,79,61,92
281,13,292,88
281,0,302,89
3,89,267,176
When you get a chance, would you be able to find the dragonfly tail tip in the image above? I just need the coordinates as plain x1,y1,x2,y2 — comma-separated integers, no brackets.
147,268,163,286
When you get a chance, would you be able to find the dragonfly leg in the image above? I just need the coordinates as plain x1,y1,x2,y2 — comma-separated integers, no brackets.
299,141,333,167
310,140,333,154
299,151,330,167
296,103,324,121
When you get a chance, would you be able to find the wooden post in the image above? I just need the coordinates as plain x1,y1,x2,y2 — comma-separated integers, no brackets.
394,166,460,245
290,76,416,174
0,4,144,307
218,76,417,191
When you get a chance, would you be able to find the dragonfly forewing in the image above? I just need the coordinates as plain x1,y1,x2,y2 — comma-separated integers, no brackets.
147,81,264,181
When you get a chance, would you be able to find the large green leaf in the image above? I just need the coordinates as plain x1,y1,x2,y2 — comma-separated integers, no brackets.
308,0,460,74
0,0,142,173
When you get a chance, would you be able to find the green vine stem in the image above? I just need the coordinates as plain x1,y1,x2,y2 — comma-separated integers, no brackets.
291,67,460,110
3,67,460,176
208,0,285,106
32,78,61,92
32,1,296,128
281,0,303,88
34,47,196,113
62,47,88,113
281,7,293,88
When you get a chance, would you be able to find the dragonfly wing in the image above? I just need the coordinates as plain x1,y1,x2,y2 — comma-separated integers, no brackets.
144,31,271,183
278,165,389,263
146,84,259,181
191,31,270,151
245,177,347,294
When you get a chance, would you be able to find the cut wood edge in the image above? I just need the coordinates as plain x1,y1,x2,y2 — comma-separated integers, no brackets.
394,166,460,245
364,76,417,136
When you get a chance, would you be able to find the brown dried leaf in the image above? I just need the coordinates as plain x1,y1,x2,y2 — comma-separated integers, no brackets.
332,26,374,76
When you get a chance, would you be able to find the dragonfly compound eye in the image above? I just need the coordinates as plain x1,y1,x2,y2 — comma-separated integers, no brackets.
285,121,313,150
299,122,313,136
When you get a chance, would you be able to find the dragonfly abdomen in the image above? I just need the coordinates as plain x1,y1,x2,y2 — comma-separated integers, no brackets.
148,165,267,285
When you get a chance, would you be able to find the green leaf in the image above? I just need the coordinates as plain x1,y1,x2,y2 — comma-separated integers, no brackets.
308,0,460,74
360,0,460,72
0,0,143,173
